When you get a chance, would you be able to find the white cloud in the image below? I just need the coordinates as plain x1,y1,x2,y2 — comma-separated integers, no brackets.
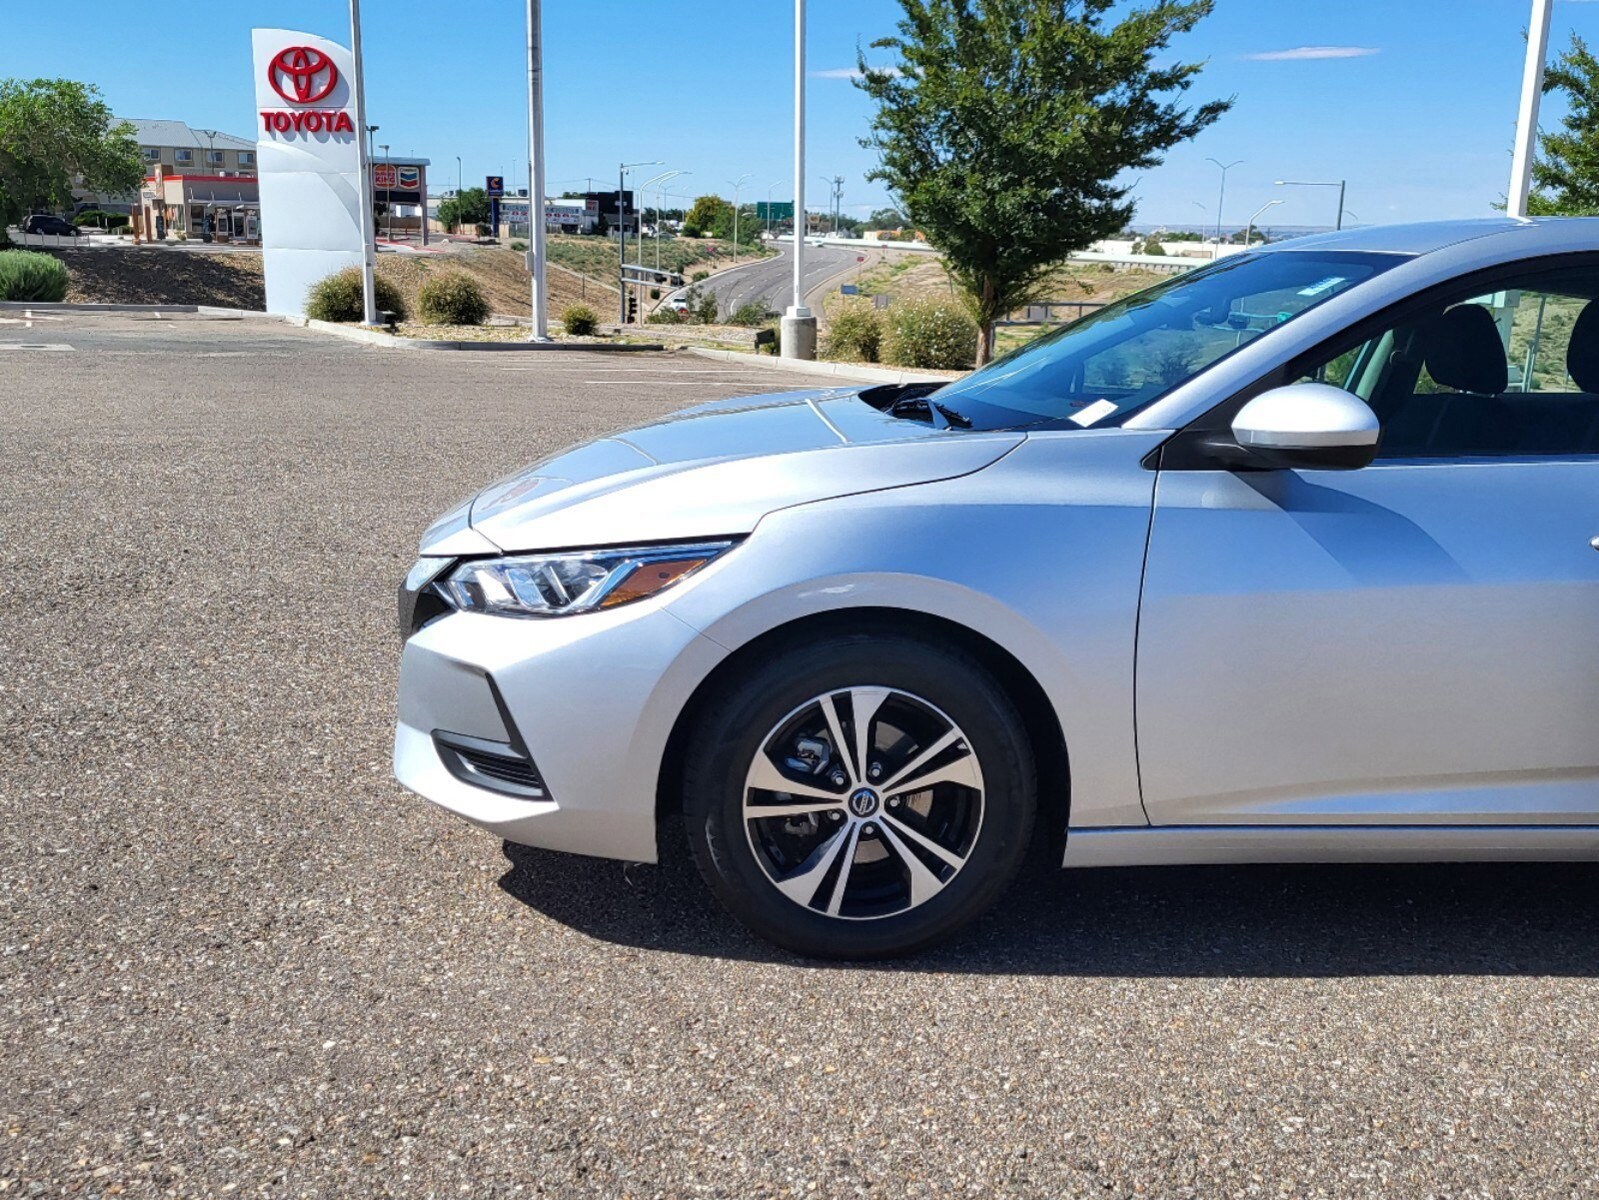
812,66,901,79
1243,46,1380,61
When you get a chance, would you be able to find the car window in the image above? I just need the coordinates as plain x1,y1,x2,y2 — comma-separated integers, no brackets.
930,251,1403,431
1297,265,1599,459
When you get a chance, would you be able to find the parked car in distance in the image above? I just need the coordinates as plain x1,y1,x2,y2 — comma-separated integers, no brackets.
21,214,79,236
397,219,1599,959
665,295,692,315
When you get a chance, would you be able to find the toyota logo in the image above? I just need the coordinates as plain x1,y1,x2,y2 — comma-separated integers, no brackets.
268,46,339,105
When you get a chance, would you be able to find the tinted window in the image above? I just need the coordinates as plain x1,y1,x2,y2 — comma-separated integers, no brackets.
1298,265,1599,458
931,251,1403,431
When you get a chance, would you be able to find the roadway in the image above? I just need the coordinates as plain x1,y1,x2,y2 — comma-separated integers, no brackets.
667,240,871,320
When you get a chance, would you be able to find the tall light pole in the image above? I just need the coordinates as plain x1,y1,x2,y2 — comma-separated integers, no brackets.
378,143,391,241
455,155,462,195
1243,198,1283,248
351,37,377,323
1206,158,1242,258
617,159,661,324
639,169,676,264
766,180,783,237
728,172,751,261
1275,179,1347,230
654,172,687,269
525,0,549,339
781,0,816,359
1509,0,1554,216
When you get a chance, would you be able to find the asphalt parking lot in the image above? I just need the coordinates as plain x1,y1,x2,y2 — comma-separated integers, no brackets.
4,312,1599,1198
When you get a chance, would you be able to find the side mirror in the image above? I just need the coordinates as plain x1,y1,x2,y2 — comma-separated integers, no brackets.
1230,382,1380,470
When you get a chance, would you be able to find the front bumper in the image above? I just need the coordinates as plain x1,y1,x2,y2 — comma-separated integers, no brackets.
393,602,727,863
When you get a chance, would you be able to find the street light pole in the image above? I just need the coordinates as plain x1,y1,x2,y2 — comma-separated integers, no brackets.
1275,179,1348,231
781,0,816,359
766,180,782,237
617,160,662,324
1243,198,1283,248
348,0,378,327
525,0,549,339
1509,0,1555,217
1206,158,1242,258
728,172,751,261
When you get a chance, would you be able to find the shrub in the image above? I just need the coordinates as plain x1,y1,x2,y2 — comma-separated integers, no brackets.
510,240,528,252
0,249,69,302
561,303,599,335
304,266,408,323
727,300,774,326
645,309,684,325
417,271,489,325
821,297,883,362
691,287,719,324
691,269,710,282
73,210,112,227
880,296,979,370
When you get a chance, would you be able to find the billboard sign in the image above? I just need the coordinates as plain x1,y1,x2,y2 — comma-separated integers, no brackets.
485,176,505,198
251,28,364,316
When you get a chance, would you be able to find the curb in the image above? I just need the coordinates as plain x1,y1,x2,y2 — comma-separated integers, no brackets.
292,317,664,352
0,301,260,318
681,346,953,386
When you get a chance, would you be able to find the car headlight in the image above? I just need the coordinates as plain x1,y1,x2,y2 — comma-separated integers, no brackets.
436,540,736,618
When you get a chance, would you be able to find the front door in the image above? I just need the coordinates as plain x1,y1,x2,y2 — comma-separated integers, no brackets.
1136,264,1599,826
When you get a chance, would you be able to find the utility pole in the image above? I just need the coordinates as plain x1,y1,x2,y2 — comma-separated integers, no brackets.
618,160,661,324
1206,158,1242,258
1509,0,1554,216
348,0,377,327
729,173,751,262
525,0,549,339
781,0,816,359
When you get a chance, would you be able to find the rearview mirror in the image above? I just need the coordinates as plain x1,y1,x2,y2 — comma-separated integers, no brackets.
1230,383,1380,470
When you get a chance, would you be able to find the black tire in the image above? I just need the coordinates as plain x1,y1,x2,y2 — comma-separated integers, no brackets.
683,632,1037,959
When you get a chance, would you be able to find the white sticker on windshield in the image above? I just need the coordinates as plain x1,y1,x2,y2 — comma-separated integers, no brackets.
1297,275,1347,297
1069,399,1119,427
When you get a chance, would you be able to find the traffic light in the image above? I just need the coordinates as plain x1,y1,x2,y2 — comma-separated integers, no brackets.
626,292,638,323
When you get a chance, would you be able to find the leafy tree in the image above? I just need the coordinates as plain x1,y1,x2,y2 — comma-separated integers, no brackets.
0,79,141,245
865,206,906,230
857,0,1231,362
436,186,490,232
1530,34,1599,215
685,194,733,234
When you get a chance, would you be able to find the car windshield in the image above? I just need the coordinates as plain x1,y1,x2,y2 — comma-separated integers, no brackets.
931,250,1406,430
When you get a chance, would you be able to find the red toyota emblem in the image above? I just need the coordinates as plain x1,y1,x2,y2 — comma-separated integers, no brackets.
268,46,338,105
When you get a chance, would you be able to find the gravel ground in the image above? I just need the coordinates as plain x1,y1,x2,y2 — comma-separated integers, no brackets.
3,313,1599,1198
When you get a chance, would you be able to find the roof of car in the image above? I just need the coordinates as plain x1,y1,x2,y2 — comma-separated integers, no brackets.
1257,217,1596,257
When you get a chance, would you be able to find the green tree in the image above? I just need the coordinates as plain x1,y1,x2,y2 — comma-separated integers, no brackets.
856,0,1231,363
865,206,906,230
437,186,490,231
1530,34,1599,215
685,194,734,236
0,79,141,245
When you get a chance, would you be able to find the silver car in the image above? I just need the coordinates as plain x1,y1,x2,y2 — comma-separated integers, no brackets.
396,219,1599,958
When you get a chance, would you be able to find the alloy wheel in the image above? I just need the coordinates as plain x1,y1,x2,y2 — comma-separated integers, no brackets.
741,686,985,921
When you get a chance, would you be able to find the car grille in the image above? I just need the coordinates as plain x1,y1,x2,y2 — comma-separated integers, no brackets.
433,731,546,799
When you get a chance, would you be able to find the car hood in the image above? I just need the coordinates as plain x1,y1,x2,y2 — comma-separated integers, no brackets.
418,387,1023,555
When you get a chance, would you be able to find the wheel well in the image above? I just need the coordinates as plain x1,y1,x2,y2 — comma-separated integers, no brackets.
655,607,1070,859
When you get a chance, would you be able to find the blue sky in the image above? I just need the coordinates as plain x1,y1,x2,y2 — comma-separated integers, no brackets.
6,0,1595,229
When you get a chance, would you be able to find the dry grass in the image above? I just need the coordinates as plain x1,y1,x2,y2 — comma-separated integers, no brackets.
44,244,618,317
